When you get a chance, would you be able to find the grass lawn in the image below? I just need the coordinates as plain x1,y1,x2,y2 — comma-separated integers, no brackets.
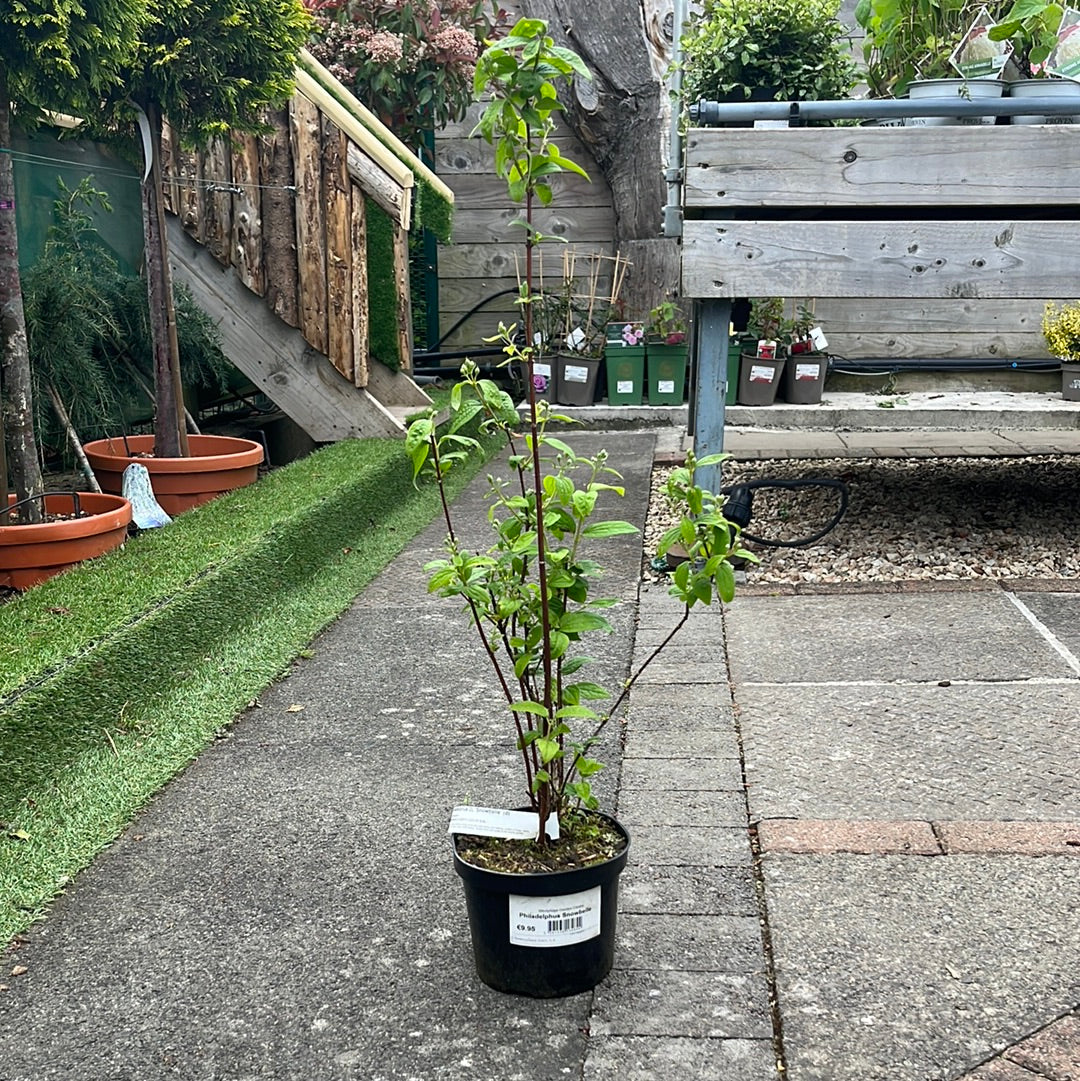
0,422,496,945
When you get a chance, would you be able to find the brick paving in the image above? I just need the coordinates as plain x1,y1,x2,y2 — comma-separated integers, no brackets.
959,1013,1080,1080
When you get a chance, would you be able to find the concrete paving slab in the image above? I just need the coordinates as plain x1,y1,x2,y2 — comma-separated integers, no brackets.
590,969,772,1038
620,756,744,792
619,865,757,917
738,682,1080,821
615,913,764,972
628,825,752,867
763,855,1080,1081
723,592,1076,684
582,1035,777,1081
617,788,747,828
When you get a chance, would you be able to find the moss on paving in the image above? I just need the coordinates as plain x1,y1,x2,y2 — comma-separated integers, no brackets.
0,430,497,944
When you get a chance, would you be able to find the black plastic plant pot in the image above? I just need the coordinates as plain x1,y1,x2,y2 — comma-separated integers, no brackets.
452,815,630,998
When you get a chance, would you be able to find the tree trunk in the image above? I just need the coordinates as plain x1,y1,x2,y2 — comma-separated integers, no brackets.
0,75,44,523
140,100,188,458
522,0,683,308
524,0,670,247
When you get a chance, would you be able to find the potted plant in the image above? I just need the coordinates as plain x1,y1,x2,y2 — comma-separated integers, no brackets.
781,303,829,404
603,320,646,406
990,3,1080,123
1041,300,1080,399
856,0,1010,124
678,0,860,124
645,300,689,405
406,18,753,998
737,297,788,406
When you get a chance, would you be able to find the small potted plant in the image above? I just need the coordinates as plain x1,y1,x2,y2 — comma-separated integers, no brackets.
737,296,788,406
407,18,753,998
1041,300,1080,399
645,300,689,405
781,303,829,404
603,318,646,406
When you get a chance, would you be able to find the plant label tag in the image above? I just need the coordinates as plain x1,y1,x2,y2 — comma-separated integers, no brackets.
564,364,589,384
566,326,587,351
534,362,552,379
448,806,560,841
616,380,634,394
657,380,675,394
756,339,776,359
809,326,828,350
795,363,822,381
749,365,775,383
509,887,601,947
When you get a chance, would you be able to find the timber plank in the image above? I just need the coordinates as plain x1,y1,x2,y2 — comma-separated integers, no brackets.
323,117,354,382
392,221,413,371
290,93,329,354
346,143,405,225
231,132,264,296
452,206,615,245
682,219,1080,299
685,127,1080,209
259,106,299,328
437,242,614,280
201,136,233,267
351,185,369,388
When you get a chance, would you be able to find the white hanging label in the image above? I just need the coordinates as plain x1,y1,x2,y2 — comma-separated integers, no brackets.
509,887,601,947
448,806,559,841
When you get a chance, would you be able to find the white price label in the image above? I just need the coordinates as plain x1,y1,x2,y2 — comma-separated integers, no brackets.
794,363,821,381
509,887,601,947
563,364,589,384
448,806,559,841
749,365,775,383
616,380,634,394
657,380,675,394
533,363,552,379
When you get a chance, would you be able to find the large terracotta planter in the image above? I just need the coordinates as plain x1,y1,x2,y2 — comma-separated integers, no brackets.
0,492,132,590
82,434,264,515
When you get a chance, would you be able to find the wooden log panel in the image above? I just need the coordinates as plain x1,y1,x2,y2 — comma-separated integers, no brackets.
684,127,1080,209
230,132,264,296
346,142,405,225
160,120,179,215
682,219,1080,300
392,221,413,371
323,117,353,382
201,136,233,267
290,93,329,354
351,184,369,388
259,107,300,328
176,143,203,242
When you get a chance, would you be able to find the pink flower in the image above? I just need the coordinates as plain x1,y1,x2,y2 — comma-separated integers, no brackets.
621,322,644,346
364,30,405,66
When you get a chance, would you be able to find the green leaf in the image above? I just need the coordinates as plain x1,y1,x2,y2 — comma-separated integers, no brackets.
510,700,551,716
565,681,610,700
555,705,598,720
558,612,612,635
536,737,562,764
582,520,638,538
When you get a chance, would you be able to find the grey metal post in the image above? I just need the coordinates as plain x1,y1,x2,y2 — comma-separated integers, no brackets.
691,297,732,496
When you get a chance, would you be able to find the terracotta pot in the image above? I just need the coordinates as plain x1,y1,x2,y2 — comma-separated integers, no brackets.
82,434,264,515
0,492,132,590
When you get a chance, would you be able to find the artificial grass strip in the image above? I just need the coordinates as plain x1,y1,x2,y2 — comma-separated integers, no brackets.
0,428,500,944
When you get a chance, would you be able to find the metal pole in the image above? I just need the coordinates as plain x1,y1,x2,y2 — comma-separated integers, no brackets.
662,0,687,239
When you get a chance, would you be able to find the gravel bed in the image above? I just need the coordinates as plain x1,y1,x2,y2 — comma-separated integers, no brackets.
644,455,1080,585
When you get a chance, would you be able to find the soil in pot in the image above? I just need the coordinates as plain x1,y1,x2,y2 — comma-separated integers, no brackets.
452,811,630,998
0,492,132,590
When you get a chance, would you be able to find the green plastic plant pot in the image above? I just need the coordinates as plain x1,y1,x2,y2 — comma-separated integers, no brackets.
647,344,688,405
604,347,646,405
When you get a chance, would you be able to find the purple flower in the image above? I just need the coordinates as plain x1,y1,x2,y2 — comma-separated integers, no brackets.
621,323,644,346
533,374,548,392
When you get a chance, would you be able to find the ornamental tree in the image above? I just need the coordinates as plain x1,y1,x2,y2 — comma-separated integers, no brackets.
0,0,147,522
105,0,312,458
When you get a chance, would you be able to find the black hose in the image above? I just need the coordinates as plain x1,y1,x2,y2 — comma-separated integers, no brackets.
720,477,849,548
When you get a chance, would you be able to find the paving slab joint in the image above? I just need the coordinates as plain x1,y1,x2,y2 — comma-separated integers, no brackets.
955,1009,1080,1080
